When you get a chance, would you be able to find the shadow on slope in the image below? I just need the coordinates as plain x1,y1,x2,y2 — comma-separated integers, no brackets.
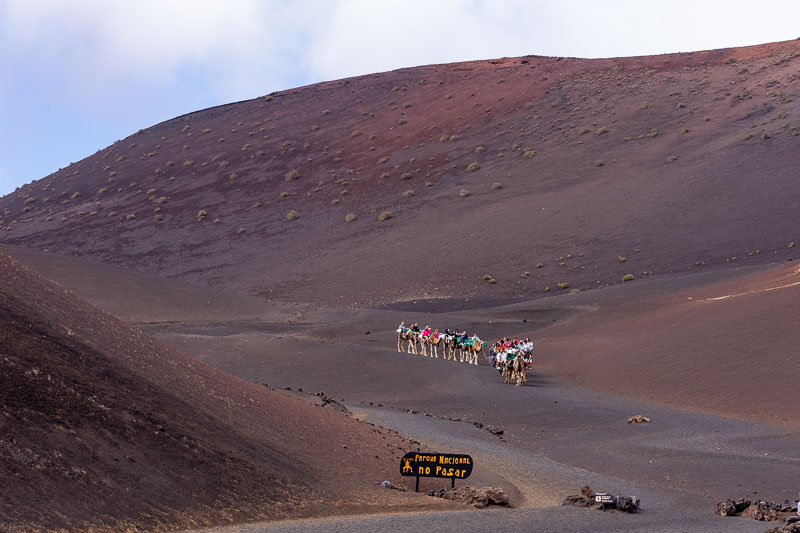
0,253,452,532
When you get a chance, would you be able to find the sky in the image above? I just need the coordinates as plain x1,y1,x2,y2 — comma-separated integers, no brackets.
1,0,798,196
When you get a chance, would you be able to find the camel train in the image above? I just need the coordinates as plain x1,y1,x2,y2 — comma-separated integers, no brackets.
501,352,527,386
396,323,484,365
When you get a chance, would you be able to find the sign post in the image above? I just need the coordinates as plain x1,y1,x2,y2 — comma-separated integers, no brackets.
400,452,473,492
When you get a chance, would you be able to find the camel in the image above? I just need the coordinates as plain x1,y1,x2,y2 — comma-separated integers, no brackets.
407,331,420,354
502,352,526,386
397,328,419,354
444,334,460,361
462,337,485,365
425,330,441,358
512,352,526,386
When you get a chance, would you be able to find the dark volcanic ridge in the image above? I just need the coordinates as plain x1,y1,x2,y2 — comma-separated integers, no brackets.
0,252,448,532
1,41,799,306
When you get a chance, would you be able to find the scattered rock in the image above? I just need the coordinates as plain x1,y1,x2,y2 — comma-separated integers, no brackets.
716,498,751,516
562,486,640,513
376,480,406,491
430,486,509,508
627,415,651,424
488,426,504,436
441,486,489,508
616,496,640,513
741,502,778,521
484,487,509,506
562,494,594,508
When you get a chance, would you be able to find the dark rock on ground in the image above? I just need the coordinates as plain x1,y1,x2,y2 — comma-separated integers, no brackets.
616,496,641,513
742,502,779,521
562,486,639,513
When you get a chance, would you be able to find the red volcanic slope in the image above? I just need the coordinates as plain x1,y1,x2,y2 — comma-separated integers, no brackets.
536,261,800,429
1,41,799,306
0,252,437,532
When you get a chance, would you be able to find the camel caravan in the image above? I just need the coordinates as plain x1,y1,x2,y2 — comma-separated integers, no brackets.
396,322,485,364
489,338,534,387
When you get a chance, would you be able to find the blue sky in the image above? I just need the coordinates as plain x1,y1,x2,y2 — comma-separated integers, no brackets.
1,0,798,196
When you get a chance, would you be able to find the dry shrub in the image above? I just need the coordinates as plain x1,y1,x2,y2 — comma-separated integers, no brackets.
377,211,392,221
284,169,299,181
400,172,413,180
350,130,363,138
286,210,299,221
595,127,608,135
594,160,604,167
491,182,503,190
523,150,536,159
345,213,357,223
402,189,414,198
465,162,479,172
459,189,470,197
622,273,635,282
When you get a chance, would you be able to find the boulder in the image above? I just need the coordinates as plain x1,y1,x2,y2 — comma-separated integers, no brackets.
562,495,593,508
716,500,738,516
764,525,800,533
616,495,640,513
741,502,778,521
442,486,489,508
716,498,752,516
734,498,753,513
627,415,651,424
484,487,509,506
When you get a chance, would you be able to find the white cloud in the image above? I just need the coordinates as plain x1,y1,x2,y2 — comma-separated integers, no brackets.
0,0,331,104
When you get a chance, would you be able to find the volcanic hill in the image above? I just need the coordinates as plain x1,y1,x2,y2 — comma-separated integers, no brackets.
1,41,799,306
0,252,451,532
